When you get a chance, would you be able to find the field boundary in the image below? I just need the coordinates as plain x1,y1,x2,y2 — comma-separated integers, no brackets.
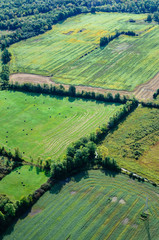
10,72,159,101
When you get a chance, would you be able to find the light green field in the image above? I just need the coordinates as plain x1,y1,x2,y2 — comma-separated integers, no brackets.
0,165,48,201
0,90,121,162
2,170,159,240
9,13,159,91
102,106,159,183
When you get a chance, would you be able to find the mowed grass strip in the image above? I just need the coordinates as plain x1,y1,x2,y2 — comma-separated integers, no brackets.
8,12,158,91
102,105,159,183
0,91,121,162
0,165,48,201
2,170,159,240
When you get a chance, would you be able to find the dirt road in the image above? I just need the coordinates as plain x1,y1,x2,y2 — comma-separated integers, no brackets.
10,72,159,101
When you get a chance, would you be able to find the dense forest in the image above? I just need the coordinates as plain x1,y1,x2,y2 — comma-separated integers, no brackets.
0,0,159,48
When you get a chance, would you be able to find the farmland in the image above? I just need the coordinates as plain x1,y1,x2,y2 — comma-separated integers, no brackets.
0,165,49,201
1,5,159,238
0,90,121,162
9,12,159,91
102,106,159,183
2,170,159,240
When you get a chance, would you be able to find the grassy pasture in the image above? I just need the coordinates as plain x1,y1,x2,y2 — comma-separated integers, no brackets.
102,106,159,183
0,90,121,162
0,165,48,201
2,170,159,240
8,12,159,91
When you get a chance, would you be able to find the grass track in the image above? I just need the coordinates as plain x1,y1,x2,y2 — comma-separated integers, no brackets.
2,170,159,240
0,90,121,162
8,12,159,91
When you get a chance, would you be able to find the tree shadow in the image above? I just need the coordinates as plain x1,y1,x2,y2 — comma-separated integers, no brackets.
8,89,123,108
1,203,38,239
8,89,65,101
72,170,89,182
144,218,151,240
28,165,33,171
49,170,89,195
100,169,120,178
100,45,107,50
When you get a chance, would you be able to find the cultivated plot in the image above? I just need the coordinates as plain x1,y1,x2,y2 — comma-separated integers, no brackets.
102,105,159,183
2,170,159,240
9,12,159,91
0,90,121,162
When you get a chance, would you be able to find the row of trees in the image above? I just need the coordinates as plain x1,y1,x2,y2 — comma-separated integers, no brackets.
141,101,159,109
7,81,130,104
0,0,159,48
51,99,138,179
0,0,159,23
51,138,121,180
0,48,11,88
100,30,137,47
0,87,138,233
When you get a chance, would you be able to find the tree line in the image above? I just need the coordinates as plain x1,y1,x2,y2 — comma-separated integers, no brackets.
100,30,137,47
0,0,159,48
51,99,138,180
141,101,159,109
0,48,11,89
6,81,130,105
0,96,138,234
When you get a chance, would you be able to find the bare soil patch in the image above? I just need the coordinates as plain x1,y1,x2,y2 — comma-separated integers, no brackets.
132,224,138,229
63,31,74,35
29,208,42,217
122,217,129,225
70,191,76,195
10,73,53,85
113,43,130,53
10,72,159,101
133,72,159,100
119,199,126,204
112,196,117,202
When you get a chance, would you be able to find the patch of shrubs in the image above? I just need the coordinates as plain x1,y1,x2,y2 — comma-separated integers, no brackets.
7,82,133,105
153,88,159,99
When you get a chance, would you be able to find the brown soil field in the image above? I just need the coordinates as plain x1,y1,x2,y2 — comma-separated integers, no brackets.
10,72,159,101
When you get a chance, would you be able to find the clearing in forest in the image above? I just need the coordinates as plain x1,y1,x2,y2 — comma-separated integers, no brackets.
2,170,159,240
8,12,159,91
0,90,121,163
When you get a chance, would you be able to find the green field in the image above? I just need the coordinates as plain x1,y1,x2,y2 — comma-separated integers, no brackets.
0,165,48,201
102,106,159,183
9,12,159,91
2,170,159,240
0,90,121,162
